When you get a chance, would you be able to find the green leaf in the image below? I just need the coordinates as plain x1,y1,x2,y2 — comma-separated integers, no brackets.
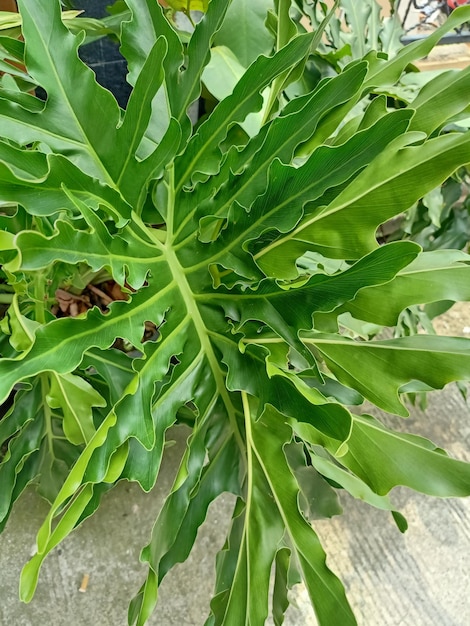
342,250,470,326
231,109,414,278
212,0,275,68
35,436,80,505
216,336,352,450
259,130,470,262
249,404,356,626
202,45,248,101
1,2,470,624
364,5,470,89
106,36,169,203
0,141,131,222
174,32,315,190
0,378,80,528
46,372,105,445
205,400,356,626
166,0,234,142
174,61,369,245
340,0,373,58
307,453,400,514
8,216,159,290
202,46,265,136
133,419,241,625
20,482,96,602
0,385,44,525
80,348,135,405
121,0,181,143
286,442,342,520
11,0,120,181
209,243,420,346
341,413,470,497
408,65,470,136
1,1,179,214
306,333,470,416
1,294,39,351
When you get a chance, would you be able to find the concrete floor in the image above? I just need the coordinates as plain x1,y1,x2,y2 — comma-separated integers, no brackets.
1,384,469,626
1,303,470,625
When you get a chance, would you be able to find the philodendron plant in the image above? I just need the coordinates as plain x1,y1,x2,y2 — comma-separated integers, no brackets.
2,1,470,624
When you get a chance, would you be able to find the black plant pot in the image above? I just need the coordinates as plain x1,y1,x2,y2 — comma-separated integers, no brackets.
75,0,131,107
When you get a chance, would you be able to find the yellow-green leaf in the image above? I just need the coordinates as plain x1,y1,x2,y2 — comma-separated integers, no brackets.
163,0,209,13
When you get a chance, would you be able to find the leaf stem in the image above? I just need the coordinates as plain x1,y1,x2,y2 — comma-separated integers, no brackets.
184,7,196,29
276,0,293,58
40,373,55,460
33,271,46,325
165,245,246,455
166,164,176,241
241,337,284,346
262,0,292,124
129,211,167,249
241,389,254,508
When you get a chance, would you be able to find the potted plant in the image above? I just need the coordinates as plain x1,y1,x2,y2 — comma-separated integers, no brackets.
1,2,470,624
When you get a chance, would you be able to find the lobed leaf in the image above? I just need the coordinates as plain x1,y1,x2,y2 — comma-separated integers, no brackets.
250,405,357,626
133,419,241,625
342,249,470,326
0,142,132,222
342,413,470,497
173,61,370,246
258,130,470,264
46,372,105,446
11,0,120,181
174,32,315,191
198,110,414,279
306,333,470,416
209,242,420,338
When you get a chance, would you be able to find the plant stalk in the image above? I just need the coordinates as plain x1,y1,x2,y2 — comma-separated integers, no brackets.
262,0,293,124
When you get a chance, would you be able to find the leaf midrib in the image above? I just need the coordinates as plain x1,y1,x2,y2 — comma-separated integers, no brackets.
249,420,353,619
165,244,245,454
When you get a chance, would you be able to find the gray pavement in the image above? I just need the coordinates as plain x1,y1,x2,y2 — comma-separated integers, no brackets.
0,387,469,625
